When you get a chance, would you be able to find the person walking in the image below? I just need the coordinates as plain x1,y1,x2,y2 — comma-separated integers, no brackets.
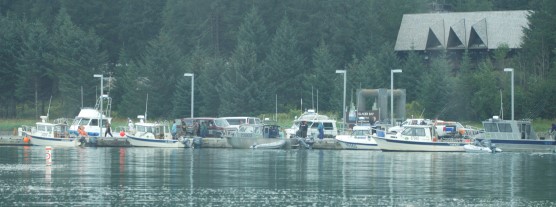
104,122,113,137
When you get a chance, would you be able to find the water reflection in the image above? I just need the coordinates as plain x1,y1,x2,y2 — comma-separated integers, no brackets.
0,146,554,206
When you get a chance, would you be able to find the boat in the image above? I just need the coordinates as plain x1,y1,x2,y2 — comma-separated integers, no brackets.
335,125,379,150
463,140,502,153
69,96,113,138
126,115,190,148
226,123,285,149
284,109,338,139
373,124,470,152
26,116,81,147
472,116,556,152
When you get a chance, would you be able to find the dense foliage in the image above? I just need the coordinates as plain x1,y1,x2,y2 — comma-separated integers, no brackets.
0,0,554,122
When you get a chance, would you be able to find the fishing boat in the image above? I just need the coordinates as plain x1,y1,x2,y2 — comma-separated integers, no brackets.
126,115,189,148
69,95,113,138
226,123,285,149
26,116,81,147
335,125,379,150
472,116,556,152
284,109,337,139
373,124,470,152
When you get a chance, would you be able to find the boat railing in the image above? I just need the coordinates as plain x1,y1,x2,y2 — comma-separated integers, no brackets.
537,131,556,140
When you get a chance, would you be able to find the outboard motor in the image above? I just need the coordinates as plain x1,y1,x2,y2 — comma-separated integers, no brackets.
192,137,203,149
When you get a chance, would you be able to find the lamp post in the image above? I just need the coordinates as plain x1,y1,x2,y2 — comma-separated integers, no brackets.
336,70,346,130
184,73,194,118
93,74,103,136
504,68,514,120
391,69,402,126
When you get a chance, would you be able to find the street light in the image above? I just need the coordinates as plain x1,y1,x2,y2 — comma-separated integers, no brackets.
504,68,514,120
391,69,402,126
336,70,346,130
184,73,194,118
93,74,103,136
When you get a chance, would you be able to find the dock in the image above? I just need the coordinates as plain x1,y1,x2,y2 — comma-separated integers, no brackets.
0,136,342,149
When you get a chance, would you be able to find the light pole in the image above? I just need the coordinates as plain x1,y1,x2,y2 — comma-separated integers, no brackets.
504,68,514,120
93,74,103,136
184,73,194,118
336,70,346,130
391,69,402,126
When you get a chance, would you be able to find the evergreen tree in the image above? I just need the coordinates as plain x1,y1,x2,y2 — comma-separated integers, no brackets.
265,16,305,111
15,20,53,117
469,59,500,119
0,15,25,117
50,8,107,117
135,31,185,118
400,51,425,102
418,53,454,119
307,40,337,112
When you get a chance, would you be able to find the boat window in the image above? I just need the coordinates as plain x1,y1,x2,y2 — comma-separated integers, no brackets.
90,119,98,126
324,123,333,130
72,118,81,126
254,118,261,124
137,125,145,132
353,130,366,136
484,123,499,132
79,118,90,126
401,127,413,136
38,125,46,132
415,128,426,136
497,123,512,132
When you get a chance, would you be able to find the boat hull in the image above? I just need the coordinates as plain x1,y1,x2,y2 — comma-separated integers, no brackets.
30,135,80,147
335,135,379,150
373,137,465,152
227,137,286,149
127,135,187,148
475,138,555,152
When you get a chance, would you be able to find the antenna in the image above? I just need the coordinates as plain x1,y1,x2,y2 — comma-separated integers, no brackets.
275,94,278,121
145,93,149,121
311,86,314,109
46,96,52,121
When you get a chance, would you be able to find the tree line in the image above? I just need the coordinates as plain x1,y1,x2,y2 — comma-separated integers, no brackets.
1,0,555,122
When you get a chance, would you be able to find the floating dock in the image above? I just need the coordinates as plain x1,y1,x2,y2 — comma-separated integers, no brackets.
0,136,342,149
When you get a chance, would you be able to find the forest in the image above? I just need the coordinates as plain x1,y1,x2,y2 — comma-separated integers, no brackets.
0,0,555,122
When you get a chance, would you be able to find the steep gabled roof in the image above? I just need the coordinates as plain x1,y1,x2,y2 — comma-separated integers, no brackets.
394,10,530,51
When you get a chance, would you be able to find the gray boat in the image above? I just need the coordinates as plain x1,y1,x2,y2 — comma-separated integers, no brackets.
473,116,556,152
226,123,285,149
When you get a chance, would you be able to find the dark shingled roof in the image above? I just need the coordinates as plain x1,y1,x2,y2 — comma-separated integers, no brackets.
394,10,530,51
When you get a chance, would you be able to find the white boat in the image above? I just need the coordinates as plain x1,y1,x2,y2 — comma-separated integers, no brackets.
373,124,469,152
335,125,379,150
226,123,285,149
69,96,113,137
284,109,337,139
472,116,556,152
27,116,81,147
463,141,502,153
127,116,189,148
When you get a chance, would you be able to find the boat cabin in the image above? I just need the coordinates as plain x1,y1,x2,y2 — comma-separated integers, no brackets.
132,116,171,140
69,108,111,137
32,116,70,138
481,116,538,140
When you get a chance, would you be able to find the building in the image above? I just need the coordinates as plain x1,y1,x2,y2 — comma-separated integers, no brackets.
395,10,530,52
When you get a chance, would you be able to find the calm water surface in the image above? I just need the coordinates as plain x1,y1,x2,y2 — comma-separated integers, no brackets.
0,146,555,206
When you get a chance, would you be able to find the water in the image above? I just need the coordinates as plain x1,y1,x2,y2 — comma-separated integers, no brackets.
1,146,555,206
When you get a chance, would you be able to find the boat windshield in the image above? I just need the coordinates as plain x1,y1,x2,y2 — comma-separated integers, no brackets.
79,118,90,126
401,127,426,136
352,130,367,136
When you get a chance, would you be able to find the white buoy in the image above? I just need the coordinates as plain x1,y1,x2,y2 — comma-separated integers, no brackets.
46,146,52,165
